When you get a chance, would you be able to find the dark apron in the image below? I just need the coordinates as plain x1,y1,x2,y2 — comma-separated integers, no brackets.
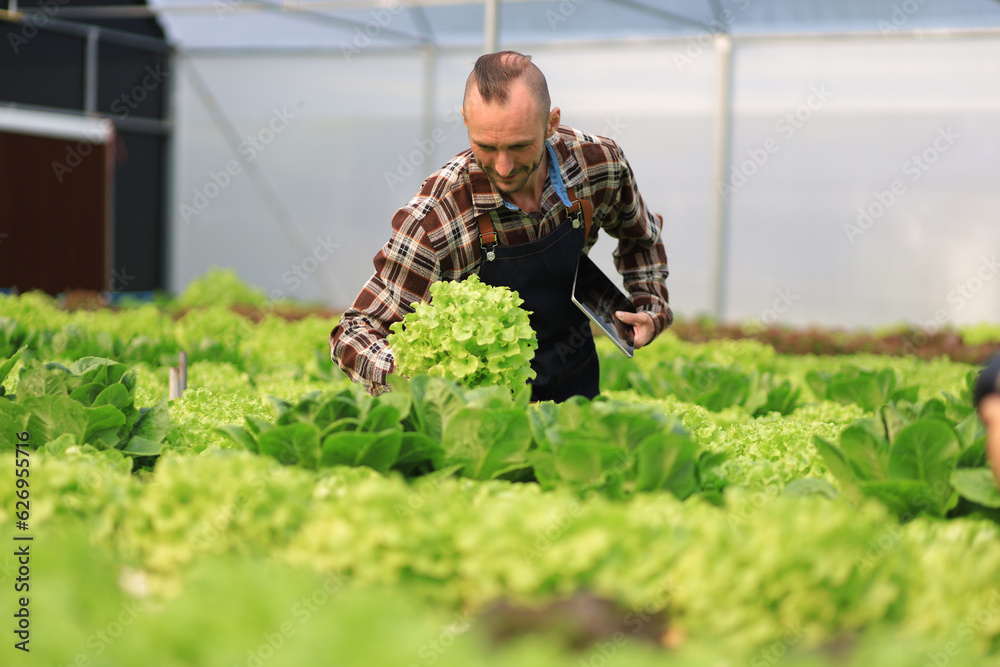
478,210,599,403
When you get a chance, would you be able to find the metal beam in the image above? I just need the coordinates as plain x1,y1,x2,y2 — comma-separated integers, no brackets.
603,0,710,31
84,29,99,114
253,0,432,44
3,2,430,46
421,44,437,163
180,57,349,305
9,0,543,20
710,33,734,322
0,102,172,135
705,0,727,33
0,11,173,52
408,3,437,43
483,0,499,53
175,24,1000,57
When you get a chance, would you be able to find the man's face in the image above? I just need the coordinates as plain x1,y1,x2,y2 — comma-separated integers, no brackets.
463,81,558,197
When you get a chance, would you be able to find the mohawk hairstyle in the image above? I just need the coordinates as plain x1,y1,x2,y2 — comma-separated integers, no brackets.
465,51,551,114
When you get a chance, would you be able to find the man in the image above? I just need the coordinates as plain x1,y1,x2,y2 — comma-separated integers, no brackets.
974,355,1000,488
330,51,671,401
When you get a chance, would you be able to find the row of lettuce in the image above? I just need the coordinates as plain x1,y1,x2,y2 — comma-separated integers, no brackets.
4,338,998,518
2,281,1000,664
4,452,1000,666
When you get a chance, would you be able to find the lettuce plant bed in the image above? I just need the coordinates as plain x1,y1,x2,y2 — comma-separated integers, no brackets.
1,282,999,667
667,318,1000,365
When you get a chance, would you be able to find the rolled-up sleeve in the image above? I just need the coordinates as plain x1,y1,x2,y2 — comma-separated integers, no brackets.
599,142,673,338
330,207,441,394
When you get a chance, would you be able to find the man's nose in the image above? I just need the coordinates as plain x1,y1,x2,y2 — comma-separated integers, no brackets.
494,152,515,177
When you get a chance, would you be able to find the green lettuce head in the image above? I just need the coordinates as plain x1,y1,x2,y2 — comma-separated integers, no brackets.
387,275,538,391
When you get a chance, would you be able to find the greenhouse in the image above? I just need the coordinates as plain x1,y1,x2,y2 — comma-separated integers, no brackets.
2,1,1000,666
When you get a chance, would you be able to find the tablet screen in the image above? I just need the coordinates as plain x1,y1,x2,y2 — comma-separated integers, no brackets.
571,254,635,358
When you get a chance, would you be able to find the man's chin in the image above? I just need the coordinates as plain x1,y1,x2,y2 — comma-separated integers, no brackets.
491,177,526,196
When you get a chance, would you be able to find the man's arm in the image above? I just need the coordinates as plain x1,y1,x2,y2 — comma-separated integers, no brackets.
975,355,1000,488
330,208,441,394
979,395,1000,490
595,140,672,340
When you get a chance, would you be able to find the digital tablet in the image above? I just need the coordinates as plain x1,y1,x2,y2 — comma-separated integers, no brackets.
570,254,636,358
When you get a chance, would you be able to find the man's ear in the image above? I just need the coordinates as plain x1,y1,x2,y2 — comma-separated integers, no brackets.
548,107,561,136
461,107,467,128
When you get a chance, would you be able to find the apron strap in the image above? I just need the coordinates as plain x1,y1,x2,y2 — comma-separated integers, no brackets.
477,211,498,261
476,188,594,262
565,186,593,240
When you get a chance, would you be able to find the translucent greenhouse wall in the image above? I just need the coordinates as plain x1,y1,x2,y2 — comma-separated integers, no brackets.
169,37,1000,330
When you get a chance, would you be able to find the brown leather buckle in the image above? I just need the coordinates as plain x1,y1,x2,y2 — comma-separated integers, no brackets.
477,212,498,262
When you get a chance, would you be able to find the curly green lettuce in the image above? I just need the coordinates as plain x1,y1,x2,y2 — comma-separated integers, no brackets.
387,275,538,391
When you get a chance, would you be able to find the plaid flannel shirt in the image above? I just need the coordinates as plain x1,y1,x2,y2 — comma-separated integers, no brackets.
330,125,672,394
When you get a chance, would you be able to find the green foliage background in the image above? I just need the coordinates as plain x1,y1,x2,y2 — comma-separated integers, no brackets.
1,275,999,667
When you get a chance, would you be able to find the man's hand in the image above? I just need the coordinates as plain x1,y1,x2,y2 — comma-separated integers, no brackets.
978,394,1000,490
614,311,656,349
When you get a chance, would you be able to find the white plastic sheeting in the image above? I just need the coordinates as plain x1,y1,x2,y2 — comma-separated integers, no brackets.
164,1,1000,330
150,0,1000,50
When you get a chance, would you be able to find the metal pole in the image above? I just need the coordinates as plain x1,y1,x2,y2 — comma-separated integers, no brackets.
483,0,499,54
710,33,734,322
84,28,99,114
161,50,178,299
421,44,437,163
181,57,350,306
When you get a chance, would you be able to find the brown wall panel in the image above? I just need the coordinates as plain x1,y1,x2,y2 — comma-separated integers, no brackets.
0,130,112,294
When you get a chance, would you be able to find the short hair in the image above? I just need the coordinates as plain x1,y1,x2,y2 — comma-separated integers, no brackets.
464,51,551,116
